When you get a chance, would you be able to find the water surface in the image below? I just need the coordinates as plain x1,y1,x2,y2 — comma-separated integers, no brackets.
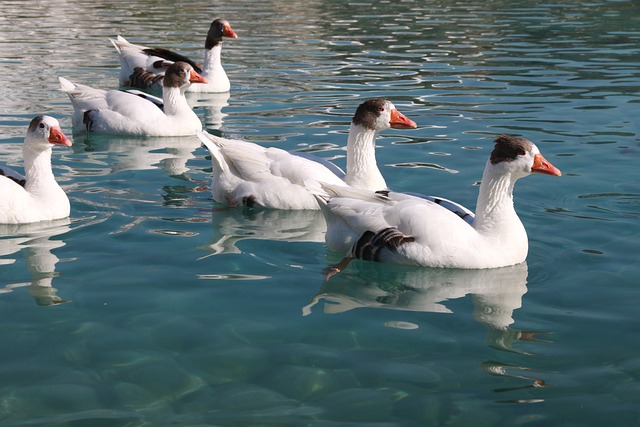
1,0,639,426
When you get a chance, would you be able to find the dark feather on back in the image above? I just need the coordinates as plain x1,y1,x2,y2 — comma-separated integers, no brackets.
350,227,415,262
0,168,26,187
142,47,203,74
125,67,165,90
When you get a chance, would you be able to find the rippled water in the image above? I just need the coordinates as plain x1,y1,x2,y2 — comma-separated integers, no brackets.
1,0,639,426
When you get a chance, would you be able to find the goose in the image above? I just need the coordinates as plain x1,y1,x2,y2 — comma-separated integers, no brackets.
59,61,206,136
197,98,417,210
0,116,72,224
315,134,562,272
111,18,237,93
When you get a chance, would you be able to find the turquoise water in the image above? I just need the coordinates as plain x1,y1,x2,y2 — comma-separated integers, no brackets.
1,0,639,425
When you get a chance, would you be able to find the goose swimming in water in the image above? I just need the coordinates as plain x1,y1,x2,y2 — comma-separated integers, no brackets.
316,134,562,273
0,116,72,224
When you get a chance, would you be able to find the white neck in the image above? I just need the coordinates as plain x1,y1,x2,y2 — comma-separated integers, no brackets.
23,143,57,196
202,44,224,78
344,123,387,191
473,161,524,239
162,86,191,116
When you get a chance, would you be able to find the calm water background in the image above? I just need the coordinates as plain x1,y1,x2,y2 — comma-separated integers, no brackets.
1,0,639,425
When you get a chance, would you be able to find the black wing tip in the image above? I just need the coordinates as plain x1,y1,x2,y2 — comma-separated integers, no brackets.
351,227,415,262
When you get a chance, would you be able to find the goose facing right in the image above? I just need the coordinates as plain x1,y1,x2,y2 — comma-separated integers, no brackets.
316,135,562,272
198,98,417,210
111,18,238,93
59,61,206,136
0,116,72,224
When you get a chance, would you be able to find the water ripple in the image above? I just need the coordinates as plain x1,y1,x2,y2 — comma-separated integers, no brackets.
1,0,640,425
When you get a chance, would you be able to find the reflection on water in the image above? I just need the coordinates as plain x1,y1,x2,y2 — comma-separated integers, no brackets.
0,219,71,306
305,261,553,396
205,208,326,255
187,92,230,130
69,92,228,177
483,360,547,401
0,0,638,424
77,134,201,176
305,262,544,351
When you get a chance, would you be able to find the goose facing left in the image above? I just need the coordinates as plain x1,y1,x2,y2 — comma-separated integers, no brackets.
0,116,72,224
59,61,206,136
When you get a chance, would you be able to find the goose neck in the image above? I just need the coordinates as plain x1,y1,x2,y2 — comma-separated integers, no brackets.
473,163,519,234
162,86,190,116
23,143,54,192
344,123,386,190
202,44,223,75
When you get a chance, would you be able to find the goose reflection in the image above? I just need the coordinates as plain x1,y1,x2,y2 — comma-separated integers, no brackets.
205,208,326,255
186,92,230,130
304,262,546,352
305,261,551,394
0,219,71,306
78,134,202,176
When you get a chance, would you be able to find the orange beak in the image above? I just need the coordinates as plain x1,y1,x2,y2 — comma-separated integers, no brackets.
223,23,238,39
532,153,561,176
48,126,72,147
189,69,207,84
390,109,417,129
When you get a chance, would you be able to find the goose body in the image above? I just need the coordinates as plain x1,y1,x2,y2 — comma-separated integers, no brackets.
317,135,562,270
0,116,72,224
198,98,417,210
111,18,237,93
59,62,206,136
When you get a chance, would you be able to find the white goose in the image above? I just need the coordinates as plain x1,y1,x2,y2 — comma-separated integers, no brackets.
59,61,206,136
316,135,562,272
0,116,72,224
111,18,237,93
197,98,417,210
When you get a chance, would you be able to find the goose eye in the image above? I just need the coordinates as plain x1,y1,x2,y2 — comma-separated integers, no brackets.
39,123,45,129
518,149,526,156
377,106,384,112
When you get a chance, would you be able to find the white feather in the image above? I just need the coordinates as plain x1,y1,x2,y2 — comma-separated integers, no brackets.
318,136,562,269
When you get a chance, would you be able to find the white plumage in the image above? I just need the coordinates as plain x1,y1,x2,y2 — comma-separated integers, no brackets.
0,116,72,224
198,98,417,210
317,135,562,271
111,18,237,93
59,61,206,136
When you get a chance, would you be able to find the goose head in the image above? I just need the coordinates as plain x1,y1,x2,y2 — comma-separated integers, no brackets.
163,62,207,90
352,98,417,132
488,135,561,179
25,116,72,151
205,18,238,50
